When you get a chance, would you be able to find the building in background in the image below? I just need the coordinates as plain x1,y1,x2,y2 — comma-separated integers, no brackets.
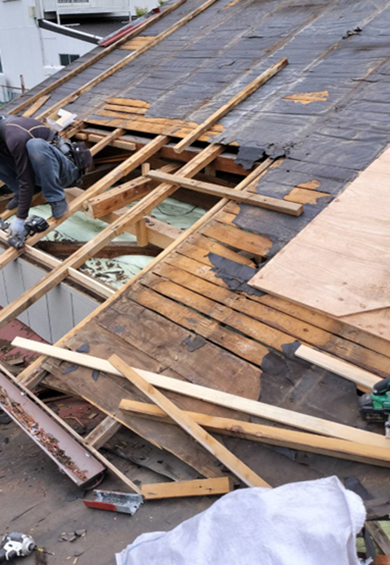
0,0,159,103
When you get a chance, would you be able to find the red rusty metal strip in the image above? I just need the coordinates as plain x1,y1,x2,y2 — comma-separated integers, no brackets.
0,371,105,487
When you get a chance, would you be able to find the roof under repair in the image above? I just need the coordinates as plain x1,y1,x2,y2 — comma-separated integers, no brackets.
2,0,390,547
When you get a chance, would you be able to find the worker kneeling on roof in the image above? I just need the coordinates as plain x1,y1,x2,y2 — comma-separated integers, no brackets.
0,114,91,239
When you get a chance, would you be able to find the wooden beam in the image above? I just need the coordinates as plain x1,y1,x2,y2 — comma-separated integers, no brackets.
0,135,168,272
174,58,288,154
147,170,303,216
13,338,390,449
90,128,128,156
36,240,159,259
10,0,187,116
36,0,220,122
120,400,390,468
295,345,379,392
141,477,234,500
110,354,270,488
22,95,51,118
85,416,122,449
0,144,222,327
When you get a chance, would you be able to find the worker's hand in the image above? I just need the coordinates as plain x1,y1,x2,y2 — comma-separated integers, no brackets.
9,217,25,238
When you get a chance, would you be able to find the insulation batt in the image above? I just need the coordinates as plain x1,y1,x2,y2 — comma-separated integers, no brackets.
115,476,366,565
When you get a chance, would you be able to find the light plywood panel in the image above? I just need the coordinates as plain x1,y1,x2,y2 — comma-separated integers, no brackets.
250,146,390,324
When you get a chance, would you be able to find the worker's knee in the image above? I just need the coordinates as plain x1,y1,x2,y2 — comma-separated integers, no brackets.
26,138,50,165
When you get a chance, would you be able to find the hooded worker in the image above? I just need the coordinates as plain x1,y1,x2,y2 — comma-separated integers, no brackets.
0,114,81,239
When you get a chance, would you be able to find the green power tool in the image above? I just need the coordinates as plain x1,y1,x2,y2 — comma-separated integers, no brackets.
359,377,390,438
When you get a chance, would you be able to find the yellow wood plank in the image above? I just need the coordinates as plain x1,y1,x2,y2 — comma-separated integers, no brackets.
141,477,234,499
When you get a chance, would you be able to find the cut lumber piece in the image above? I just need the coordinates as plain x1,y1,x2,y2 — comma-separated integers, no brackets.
90,128,128,157
22,95,51,118
174,58,288,154
0,135,168,272
16,158,274,390
13,338,390,449
36,240,159,259
0,144,222,328
0,362,141,493
147,170,303,216
121,401,390,468
295,345,380,392
110,354,270,488
10,0,187,117
36,0,221,122
141,477,234,500
85,416,122,449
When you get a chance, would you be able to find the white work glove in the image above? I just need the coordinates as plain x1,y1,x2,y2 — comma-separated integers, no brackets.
9,217,26,238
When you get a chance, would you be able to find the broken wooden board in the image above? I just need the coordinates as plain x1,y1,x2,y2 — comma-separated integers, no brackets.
249,145,390,339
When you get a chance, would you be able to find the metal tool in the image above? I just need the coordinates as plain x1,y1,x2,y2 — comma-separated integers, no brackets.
0,215,49,249
0,532,36,562
83,489,143,515
359,376,390,437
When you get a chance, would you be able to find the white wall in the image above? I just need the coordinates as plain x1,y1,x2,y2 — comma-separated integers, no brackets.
0,251,98,342
0,0,95,102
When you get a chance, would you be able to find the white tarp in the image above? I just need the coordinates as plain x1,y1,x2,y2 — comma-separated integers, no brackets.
116,476,366,565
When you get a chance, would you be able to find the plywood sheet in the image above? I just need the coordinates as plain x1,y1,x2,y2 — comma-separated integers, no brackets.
250,146,390,320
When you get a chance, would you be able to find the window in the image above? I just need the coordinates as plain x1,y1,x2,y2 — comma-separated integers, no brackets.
59,54,80,66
